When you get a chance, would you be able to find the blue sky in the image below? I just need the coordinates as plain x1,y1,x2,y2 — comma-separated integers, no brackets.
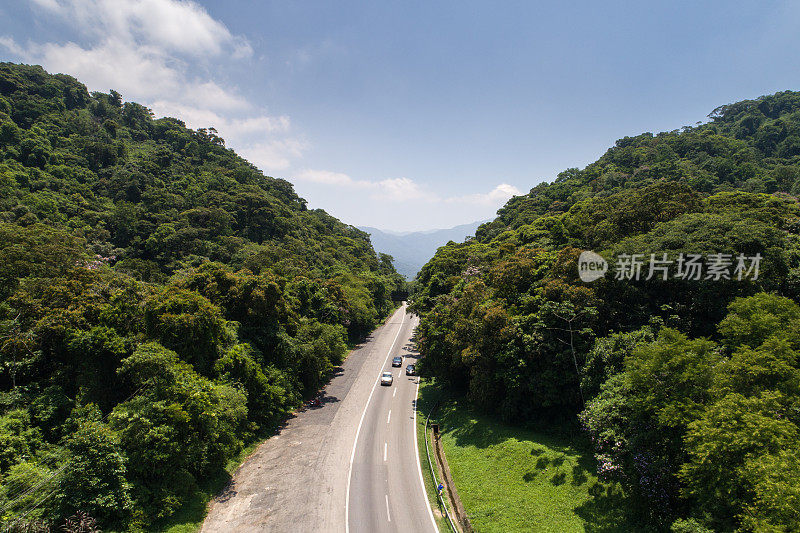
2,1,800,230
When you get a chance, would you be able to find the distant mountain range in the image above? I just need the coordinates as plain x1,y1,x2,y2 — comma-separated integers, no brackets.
360,220,488,279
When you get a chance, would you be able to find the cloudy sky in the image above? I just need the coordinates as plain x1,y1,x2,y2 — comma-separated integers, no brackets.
2,1,800,230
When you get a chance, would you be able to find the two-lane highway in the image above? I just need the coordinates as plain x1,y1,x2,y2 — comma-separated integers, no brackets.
347,312,437,533
202,304,436,533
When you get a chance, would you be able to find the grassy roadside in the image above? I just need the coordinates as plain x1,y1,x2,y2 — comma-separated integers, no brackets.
416,380,641,533
416,381,455,532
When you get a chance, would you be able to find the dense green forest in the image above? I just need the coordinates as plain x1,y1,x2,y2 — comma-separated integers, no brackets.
411,91,800,532
0,63,404,530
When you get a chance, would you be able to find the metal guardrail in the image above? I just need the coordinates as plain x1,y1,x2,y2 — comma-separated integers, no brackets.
423,399,459,533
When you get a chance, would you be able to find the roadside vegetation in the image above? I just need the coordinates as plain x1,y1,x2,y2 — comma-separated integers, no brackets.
415,381,451,533
0,63,405,531
411,91,800,532
418,380,639,533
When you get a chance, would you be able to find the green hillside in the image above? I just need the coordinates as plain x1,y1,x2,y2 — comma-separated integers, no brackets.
411,91,800,532
475,91,800,242
0,62,404,530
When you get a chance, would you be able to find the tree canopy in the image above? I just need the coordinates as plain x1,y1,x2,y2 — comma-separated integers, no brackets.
411,89,800,532
0,62,405,530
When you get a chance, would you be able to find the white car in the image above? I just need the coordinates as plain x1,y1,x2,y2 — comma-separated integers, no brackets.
380,371,393,386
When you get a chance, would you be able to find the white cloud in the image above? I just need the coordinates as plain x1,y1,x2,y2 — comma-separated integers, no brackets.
13,38,249,113
2,1,521,230
147,101,301,172
294,169,517,206
0,0,304,172
375,177,424,201
295,170,426,201
291,171,521,230
29,0,60,10
296,169,356,186
0,36,25,56
184,82,251,112
148,101,289,137
30,0,239,57
239,139,308,172
1,0,249,112
445,183,522,205
231,38,254,60
14,38,183,102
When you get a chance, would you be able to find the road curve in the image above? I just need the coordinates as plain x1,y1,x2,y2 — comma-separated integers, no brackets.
201,304,436,533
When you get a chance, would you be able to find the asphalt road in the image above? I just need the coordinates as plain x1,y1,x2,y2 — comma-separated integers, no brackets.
201,304,436,533
347,310,438,533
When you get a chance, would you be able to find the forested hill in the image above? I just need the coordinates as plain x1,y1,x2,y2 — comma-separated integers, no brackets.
0,62,397,287
476,90,800,241
0,62,403,530
411,91,800,532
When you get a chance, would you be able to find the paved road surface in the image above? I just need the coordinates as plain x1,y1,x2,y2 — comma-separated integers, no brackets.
202,304,436,532
346,312,437,533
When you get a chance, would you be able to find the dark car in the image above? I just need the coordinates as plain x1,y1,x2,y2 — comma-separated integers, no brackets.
406,364,416,376
392,356,403,367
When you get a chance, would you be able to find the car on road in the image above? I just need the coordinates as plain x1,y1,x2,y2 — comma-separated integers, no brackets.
380,371,393,386
406,364,415,375
392,356,403,367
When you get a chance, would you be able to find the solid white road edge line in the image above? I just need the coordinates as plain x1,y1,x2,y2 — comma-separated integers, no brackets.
345,305,406,533
415,377,439,532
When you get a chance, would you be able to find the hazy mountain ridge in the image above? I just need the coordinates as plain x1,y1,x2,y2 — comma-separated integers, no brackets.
360,220,487,279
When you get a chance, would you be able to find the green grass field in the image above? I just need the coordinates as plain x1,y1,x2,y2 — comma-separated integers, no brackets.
416,380,641,533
